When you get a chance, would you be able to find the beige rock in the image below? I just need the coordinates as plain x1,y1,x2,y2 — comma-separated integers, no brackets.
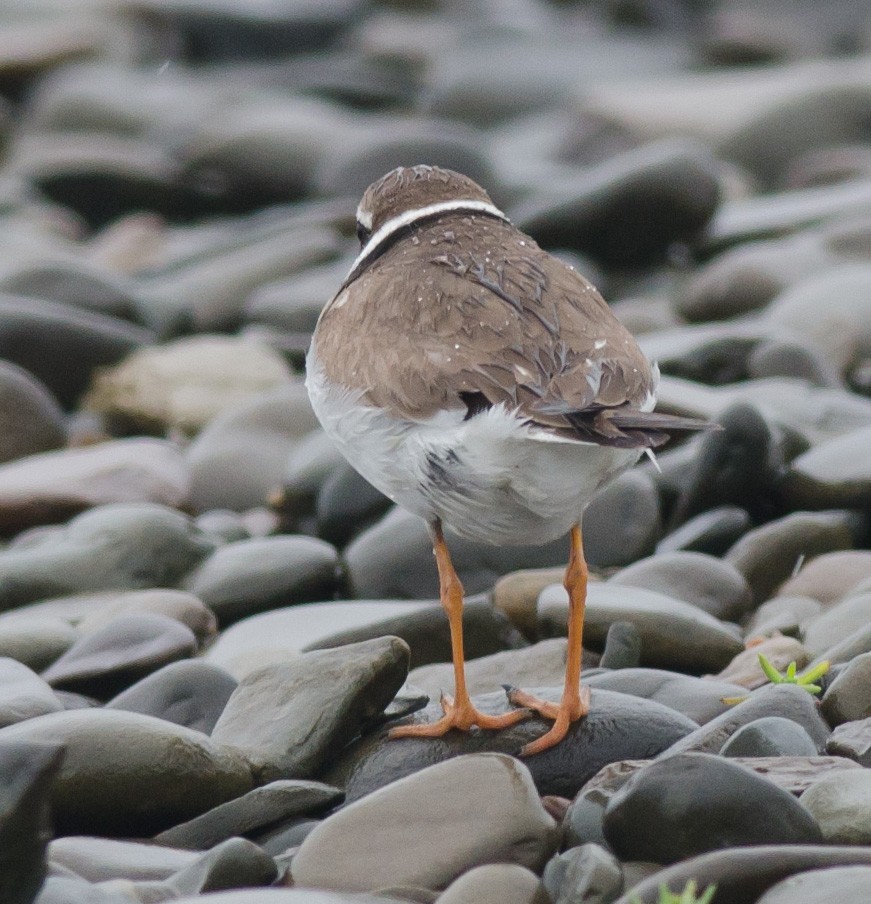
437,864,547,904
777,551,871,605
715,635,811,689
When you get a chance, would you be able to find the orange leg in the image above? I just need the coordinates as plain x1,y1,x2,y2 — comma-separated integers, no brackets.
508,523,591,756
389,520,532,739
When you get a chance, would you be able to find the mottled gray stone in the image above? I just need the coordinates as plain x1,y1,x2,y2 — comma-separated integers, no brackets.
720,716,819,757
821,652,871,725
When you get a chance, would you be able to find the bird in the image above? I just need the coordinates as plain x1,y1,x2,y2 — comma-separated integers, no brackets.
306,164,711,756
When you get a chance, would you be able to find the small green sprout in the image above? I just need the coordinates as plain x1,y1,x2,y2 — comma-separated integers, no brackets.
631,880,717,904
757,654,830,695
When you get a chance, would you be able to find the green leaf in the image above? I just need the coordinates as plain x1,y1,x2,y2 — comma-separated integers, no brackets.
758,653,784,684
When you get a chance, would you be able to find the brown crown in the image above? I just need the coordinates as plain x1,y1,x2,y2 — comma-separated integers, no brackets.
357,165,496,235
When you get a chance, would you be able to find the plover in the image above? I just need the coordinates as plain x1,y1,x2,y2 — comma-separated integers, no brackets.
307,165,710,755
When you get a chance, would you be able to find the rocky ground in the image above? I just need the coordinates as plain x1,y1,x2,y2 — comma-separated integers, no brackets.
1,1,871,903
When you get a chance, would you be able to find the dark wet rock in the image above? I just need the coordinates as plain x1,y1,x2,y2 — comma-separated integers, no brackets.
585,668,745,725
827,717,871,766
0,361,65,464
542,843,622,904
714,635,811,690
315,462,392,547
187,383,320,514
609,551,752,621
0,503,216,612
0,616,77,671
327,688,696,802
821,652,871,725
164,837,278,897
106,660,237,733
0,740,64,904
598,622,641,670
800,769,871,844
292,754,558,891
656,684,830,758
0,439,190,536
758,866,871,904
0,709,252,836
408,639,565,701
720,716,819,758
582,470,662,569
783,425,871,508
184,535,339,626
212,636,409,782
777,550,871,604
48,836,199,882
656,505,752,556
0,295,153,406
512,140,720,267
84,335,293,436
669,404,783,529
803,593,871,656
278,429,346,524
604,753,822,864
538,583,743,673
724,510,860,604
614,845,871,904
303,599,526,670
439,863,547,904
0,658,62,728
155,779,342,850
41,614,198,700
345,507,569,599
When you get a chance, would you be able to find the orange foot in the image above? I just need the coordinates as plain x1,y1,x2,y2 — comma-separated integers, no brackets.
505,685,591,757
388,693,533,739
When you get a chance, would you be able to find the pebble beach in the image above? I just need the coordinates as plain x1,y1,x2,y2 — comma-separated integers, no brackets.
1,2,871,903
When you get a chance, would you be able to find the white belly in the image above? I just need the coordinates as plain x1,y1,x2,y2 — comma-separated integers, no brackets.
306,354,640,546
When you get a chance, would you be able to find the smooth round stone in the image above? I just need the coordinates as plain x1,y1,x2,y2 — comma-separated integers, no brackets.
0,709,252,836
538,583,743,673
315,462,391,546
669,403,781,529
609,551,752,621
0,741,65,904
0,657,62,728
279,429,346,522
0,360,65,464
821,652,871,725
303,599,526,670
41,614,198,699
174,893,400,904
292,753,558,892
827,717,871,767
0,293,151,408
512,139,719,267
656,505,752,556
327,688,696,802
784,424,871,508
345,507,571,600
204,601,432,677
408,639,567,702
748,338,841,387
803,593,871,655
212,636,409,783
187,383,320,513
714,635,811,689
195,509,251,543
542,843,622,904
725,510,859,604
614,845,871,904
492,567,566,639
0,502,216,612
746,595,822,638
585,669,745,725
800,770,871,844
106,659,237,733
36,876,146,903
439,863,546,904
184,535,339,626
812,622,871,668
720,716,819,758
0,438,190,536
777,550,871,604
48,837,199,882
154,779,342,851
598,622,642,670
163,837,278,897
656,683,830,758
603,753,822,864
85,335,293,436
0,616,78,671
757,866,871,904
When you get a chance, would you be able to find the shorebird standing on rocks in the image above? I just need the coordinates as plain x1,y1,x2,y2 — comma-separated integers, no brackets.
307,165,711,755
